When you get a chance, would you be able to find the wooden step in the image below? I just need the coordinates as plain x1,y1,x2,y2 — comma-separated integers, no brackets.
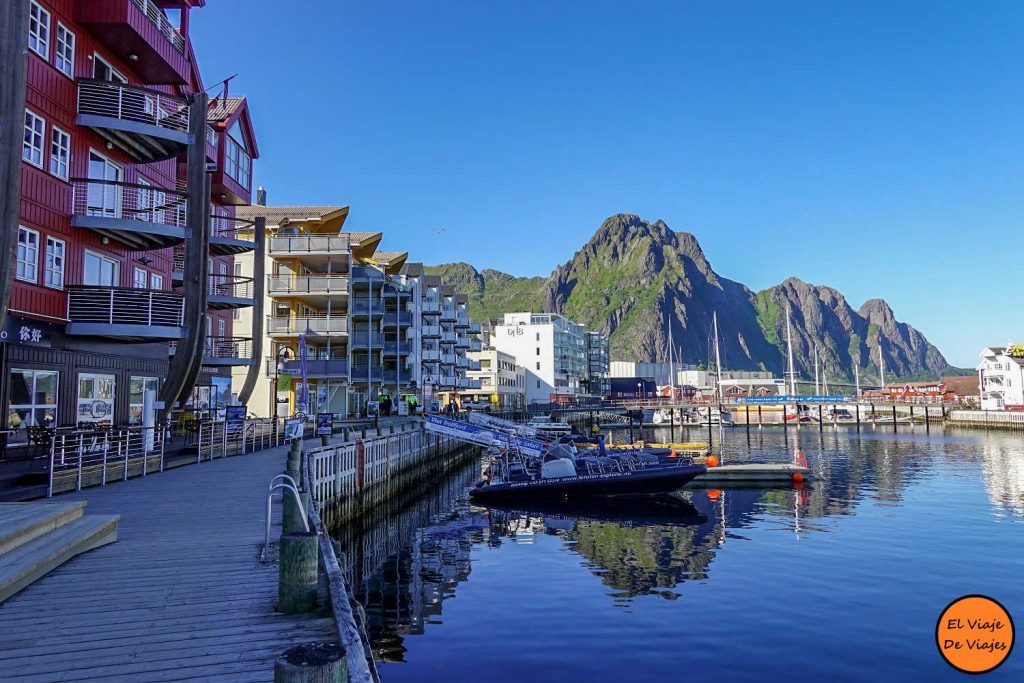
0,501,86,556
0,514,120,604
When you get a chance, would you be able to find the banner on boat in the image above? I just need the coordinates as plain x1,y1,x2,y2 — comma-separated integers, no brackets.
742,395,852,404
425,415,544,456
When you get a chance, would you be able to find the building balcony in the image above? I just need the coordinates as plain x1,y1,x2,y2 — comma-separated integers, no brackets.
266,358,349,379
350,265,387,282
268,315,348,338
71,178,188,250
349,302,386,317
469,341,482,352
76,0,190,84
440,353,457,365
381,313,413,327
382,342,411,355
171,336,254,367
440,331,458,343
422,348,441,362
207,274,254,310
420,325,441,339
211,135,253,206
268,234,351,267
440,307,457,321
350,332,384,348
455,338,470,349
350,366,400,384
467,360,482,371
469,323,482,334
77,80,189,162
66,286,184,341
268,275,349,301
433,375,457,388
210,215,256,255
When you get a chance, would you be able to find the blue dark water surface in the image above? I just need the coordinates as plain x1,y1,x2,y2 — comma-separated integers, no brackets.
337,427,1024,682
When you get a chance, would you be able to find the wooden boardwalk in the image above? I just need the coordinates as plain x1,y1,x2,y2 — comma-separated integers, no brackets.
0,444,336,682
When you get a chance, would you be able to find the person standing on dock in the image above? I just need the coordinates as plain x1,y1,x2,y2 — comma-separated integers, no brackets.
598,434,607,456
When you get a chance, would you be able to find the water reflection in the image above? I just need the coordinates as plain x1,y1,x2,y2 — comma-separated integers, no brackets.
336,426,1024,666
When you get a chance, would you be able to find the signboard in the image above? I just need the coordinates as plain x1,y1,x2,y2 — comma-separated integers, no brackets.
297,336,309,414
424,415,544,456
742,395,851,404
397,400,409,417
423,383,433,411
225,405,246,434
284,416,304,441
367,400,379,417
317,413,333,436
0,315,62,347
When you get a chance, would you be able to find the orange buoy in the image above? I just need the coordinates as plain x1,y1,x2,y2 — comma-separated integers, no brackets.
706,455,719,468
792,471,804,484
669,450,678,458
706,489,721,501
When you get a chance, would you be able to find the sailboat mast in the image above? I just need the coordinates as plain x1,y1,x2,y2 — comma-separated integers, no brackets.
785,309,797,396
855,364,861,398
878,343,886,391
713,311,722,404
814,345,820,395
668,317,675,398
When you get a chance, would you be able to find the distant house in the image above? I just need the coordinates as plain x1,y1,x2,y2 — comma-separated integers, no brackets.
977,347,1024,411
940,375,980,406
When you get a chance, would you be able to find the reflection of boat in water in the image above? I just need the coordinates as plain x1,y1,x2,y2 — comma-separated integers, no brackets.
468,443,706,504
694,407,734,426
484,493,708,526
526,415,573,436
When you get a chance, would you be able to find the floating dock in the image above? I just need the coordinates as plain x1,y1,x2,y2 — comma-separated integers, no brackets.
689,463,810,485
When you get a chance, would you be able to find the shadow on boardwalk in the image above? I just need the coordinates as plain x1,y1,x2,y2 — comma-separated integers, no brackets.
0,444,336,683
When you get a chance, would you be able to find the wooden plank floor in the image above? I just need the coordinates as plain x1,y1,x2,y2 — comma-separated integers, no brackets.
0,445,337,683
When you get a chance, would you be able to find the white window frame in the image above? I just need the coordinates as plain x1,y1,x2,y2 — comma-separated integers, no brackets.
150,273,163,290
7,368,59,444
55,22,75,77
16,227,40,283
128,376,159,425
49,125,70,180
44,236,65,290
93,53,126,83
23,109,45,168
83,249,120,287
28,1,50,60
133,267,148,289
77,372,116,426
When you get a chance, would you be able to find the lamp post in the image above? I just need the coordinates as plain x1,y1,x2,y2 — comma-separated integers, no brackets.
273,346,294,421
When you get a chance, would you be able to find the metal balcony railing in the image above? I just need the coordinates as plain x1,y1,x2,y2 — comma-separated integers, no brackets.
268,275,348,295
131,0,186,52
381,313,413,326
72,178,187,228
208,273,254,300
268,234,350,255
206,336,252,359
422,349,441,362
382,342,410,355
440,353,457,365
350,366,399,384
267,315,348,336
350,332,384,347
266,358,349,378
210,214,255,242
67,286,184,327
78,79,189,133
421,325,441,337
441,331,457,343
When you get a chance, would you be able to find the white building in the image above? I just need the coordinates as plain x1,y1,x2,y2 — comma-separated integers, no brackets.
493,313,588,404
461,348,525,410
978,346,1024,411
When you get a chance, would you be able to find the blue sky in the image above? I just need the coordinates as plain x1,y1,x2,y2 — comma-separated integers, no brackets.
191,1,1023,367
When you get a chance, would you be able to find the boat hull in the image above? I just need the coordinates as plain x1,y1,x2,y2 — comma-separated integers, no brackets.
468,463,707,504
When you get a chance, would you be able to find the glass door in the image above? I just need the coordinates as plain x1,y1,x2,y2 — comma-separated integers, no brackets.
77,373,115,427
87,150,123,219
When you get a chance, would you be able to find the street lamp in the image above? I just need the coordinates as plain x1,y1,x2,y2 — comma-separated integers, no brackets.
637,382,642,401
272,346,294,420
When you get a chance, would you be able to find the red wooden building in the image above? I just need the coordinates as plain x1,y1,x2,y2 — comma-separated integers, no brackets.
5,0,260,444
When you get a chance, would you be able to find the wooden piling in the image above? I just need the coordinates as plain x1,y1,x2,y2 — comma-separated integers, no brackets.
892,405,898,431
670,408,676,442
758,405,763,429
818,405,823,431
274,642,347,683
856,403,861,430
925,405,930,431
745,405,750,431
278,531,319,614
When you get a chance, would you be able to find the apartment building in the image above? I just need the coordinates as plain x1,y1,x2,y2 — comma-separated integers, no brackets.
584,331,610,397
492,312,592,405
232,206,481,418
3,0,260,443
978,346,1024,411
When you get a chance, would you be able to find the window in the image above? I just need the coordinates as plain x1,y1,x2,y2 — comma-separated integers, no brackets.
536,347,540,355
16,227,39,283
224,135,252,189
23,110,44,167
151,273,163,290
217,318,226,339
208,258,215,294
77,373,115,426
536,362,541,370
537,380,541,389
7,369,58,445
55,22,74,76
86,150,123,217
44,236,64,289
49,126,70,179
128,376,159,425
93,54,126,83
83,251,119,286
28,2,49,59
536,333,540,341
133,267,147,289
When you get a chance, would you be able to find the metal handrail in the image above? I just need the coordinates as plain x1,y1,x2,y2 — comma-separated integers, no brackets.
67,286,185,327
77,79,189,132
71,177,187,229
263,481,309,561
210,214,256,241
268,274,349,294
267,315,348,335
130,0,186,52
208,273,254,299
268,234,351,254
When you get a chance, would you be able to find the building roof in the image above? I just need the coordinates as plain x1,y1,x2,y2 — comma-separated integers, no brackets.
207,97,245,122
236,205,349,226
401,262,425,277
423,275,442,286
941,375,980,397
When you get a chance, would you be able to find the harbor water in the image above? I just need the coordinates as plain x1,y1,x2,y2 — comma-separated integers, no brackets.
333,426,1024,682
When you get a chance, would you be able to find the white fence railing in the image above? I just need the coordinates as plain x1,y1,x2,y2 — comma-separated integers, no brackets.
948,410,1024,428
268,234,351,255
67,286,185,328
